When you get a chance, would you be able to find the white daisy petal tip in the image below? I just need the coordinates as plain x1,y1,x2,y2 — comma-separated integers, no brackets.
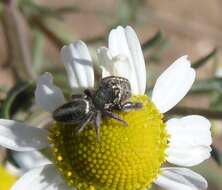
166,146,212,167
97,47,113,67
155,167,208,190
35,72,65,113
97,46,133,80
166,115,212,167
108,25,146,95
97,47,114,78
11,164,73,190
61,40,94,92
152,55,196,113
37,72,52,84
60,40,86,63
97,46,111,56
0,119,49,151
180,55,189,63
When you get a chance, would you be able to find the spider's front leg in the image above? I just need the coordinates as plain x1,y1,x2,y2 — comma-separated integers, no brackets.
77,112,94,133
94,111,102,141
119,101,143,112
102,110,128,126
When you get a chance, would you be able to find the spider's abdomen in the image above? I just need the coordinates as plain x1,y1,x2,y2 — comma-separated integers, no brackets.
53,99,92,123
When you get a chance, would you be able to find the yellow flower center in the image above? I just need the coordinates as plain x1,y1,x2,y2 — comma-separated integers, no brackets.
48,95,168,190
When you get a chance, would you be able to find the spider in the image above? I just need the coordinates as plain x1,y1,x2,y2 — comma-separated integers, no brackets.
53,76,142,139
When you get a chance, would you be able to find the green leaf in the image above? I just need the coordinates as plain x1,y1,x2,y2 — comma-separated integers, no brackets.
19,0,79,19
142,31,163,50
191,78,222,94
19,0,62,19
211,145,222,166
42,18,75,44
192,48,218,69
32,30,45,74
54,6,80,14
0,82,35,119
210,92,222,111
0,3,3,14
148,39,170,62
0,86,9,93
117,0,145,24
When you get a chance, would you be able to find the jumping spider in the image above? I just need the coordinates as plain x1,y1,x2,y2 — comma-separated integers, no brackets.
53,76,142,139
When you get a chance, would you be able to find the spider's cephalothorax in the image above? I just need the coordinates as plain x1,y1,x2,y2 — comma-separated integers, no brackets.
53,76,142,138
93,76,132,110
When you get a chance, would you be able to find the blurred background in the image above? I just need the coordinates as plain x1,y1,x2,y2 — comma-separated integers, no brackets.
0,0,222,189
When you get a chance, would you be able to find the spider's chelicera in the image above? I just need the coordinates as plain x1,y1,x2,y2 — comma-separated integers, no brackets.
53,76,142,138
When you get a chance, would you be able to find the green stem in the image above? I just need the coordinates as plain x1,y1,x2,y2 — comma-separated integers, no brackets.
1,0,36,80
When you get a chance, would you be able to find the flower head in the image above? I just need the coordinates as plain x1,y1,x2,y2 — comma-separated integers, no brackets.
0,26,212,190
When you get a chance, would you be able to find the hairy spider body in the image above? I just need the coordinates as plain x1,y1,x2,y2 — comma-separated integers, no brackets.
94,76,131,110
53,76,142,138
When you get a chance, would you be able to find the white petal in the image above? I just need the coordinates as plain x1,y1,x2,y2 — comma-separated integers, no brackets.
35,72,65,113
61,40,94,92
97,47,133,80
166,115,212,167
12,164,74,190
12,151,51,171
152,56,195,113
6,161,23,177
166,146,211,167
112,55,132,80
108,26,146,94
0,119,49,151
97,47,114,77
167,115,211,146
6,151,51,177
155,167,207,190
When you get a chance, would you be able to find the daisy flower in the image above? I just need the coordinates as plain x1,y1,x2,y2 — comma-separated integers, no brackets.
0,26,212,190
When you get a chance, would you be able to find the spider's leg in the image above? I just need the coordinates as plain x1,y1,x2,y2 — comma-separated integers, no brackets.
84,89,94,98
120,101,143,112
77,113,93,134
103,110,128,126
70,94,86,99
94,111,102,141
